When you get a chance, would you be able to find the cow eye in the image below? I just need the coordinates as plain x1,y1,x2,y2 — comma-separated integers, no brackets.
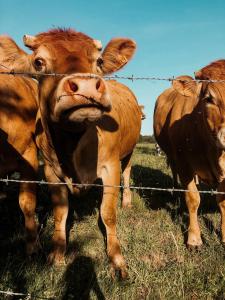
205,95,214,104
97,57,104,67
34,58,45,71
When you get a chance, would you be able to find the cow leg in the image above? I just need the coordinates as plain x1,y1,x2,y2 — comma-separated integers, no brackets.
19,146,39,256
182,177,202,248
121,153,132,208
217,181,225,243
168,158,178,188
45,165,68,265
171,165,178,188
101,161,127,279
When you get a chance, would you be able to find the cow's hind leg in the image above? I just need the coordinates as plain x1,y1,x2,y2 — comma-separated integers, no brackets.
19,146,39,256
121,153,132,208
101,160,127,279
217,181,225,244
181,177,202,248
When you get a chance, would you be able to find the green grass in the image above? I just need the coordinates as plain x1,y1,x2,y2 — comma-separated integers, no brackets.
0,143,225,299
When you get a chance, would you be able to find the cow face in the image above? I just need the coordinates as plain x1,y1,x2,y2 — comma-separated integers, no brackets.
21,29,136,125
202,83,225,149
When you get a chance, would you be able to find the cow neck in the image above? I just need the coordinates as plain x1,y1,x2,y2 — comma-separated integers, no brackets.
48,120,86,178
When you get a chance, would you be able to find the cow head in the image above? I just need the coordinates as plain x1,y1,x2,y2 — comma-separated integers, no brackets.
195,60,225,80
172,76,225,149
0,29,136,125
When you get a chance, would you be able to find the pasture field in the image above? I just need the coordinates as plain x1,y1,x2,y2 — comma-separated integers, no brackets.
1,143,225,299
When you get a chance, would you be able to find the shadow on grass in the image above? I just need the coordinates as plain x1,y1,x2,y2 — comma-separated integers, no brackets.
0,182,28,297
0,181,51,298
62,256,105,300
0,177,106,299
132,164,220,243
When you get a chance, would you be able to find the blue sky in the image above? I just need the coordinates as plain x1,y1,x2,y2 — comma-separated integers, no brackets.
1,0,225,134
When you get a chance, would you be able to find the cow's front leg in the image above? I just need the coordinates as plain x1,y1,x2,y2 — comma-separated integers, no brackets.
217,181,225,243
45,166,68,265
19,181,38,256
19,146,39,256
182,178,202,248
101,161,127,279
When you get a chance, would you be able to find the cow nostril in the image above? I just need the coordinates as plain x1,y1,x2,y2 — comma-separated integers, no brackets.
69,81,79,93
96,79,101,91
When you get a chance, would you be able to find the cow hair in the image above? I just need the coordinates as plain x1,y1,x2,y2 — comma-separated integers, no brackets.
195,59,225,80
33,28,95,50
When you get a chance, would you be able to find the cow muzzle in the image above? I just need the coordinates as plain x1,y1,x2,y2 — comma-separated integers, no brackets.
54,74,111,123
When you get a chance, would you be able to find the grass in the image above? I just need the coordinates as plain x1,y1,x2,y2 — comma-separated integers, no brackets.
1,143,225,299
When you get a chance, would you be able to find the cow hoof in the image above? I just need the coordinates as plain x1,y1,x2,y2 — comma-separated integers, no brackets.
110,254,128,280
26,240,41,256
187,244,202,251
122,203,132,209
47,252,66,266
120,267,128,280
110,265,128,280
122,194,132,209
187,233,202,249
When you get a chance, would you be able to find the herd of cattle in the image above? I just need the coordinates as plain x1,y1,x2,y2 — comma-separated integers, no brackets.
0,28,225,278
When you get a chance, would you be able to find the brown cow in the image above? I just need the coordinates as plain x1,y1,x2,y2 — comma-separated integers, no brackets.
195,59,225,80
1,29,142,277
154,75,225,249
0,52,38,255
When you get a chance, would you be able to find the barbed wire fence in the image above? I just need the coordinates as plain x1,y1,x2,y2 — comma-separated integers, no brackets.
1,68,225,82
1,64,225,298
0,177,223,195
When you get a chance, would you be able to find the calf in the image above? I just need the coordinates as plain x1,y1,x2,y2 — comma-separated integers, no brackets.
0,41,39,254
154,75,225,249
1,29,142,277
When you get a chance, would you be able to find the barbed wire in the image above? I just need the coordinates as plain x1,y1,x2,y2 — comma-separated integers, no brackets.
0,68,225,83
0,290,54,299
0,177,224,195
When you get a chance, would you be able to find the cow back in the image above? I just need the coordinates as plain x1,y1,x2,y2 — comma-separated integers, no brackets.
97,80,142,159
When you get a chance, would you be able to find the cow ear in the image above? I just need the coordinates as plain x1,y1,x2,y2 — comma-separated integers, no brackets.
0,35,29,71
172,76,198,97
101,38,136,74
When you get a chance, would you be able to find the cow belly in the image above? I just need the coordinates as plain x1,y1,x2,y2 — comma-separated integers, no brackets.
196,170,217,185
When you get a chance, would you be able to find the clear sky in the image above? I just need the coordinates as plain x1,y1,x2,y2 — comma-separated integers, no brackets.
1,0,225,134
